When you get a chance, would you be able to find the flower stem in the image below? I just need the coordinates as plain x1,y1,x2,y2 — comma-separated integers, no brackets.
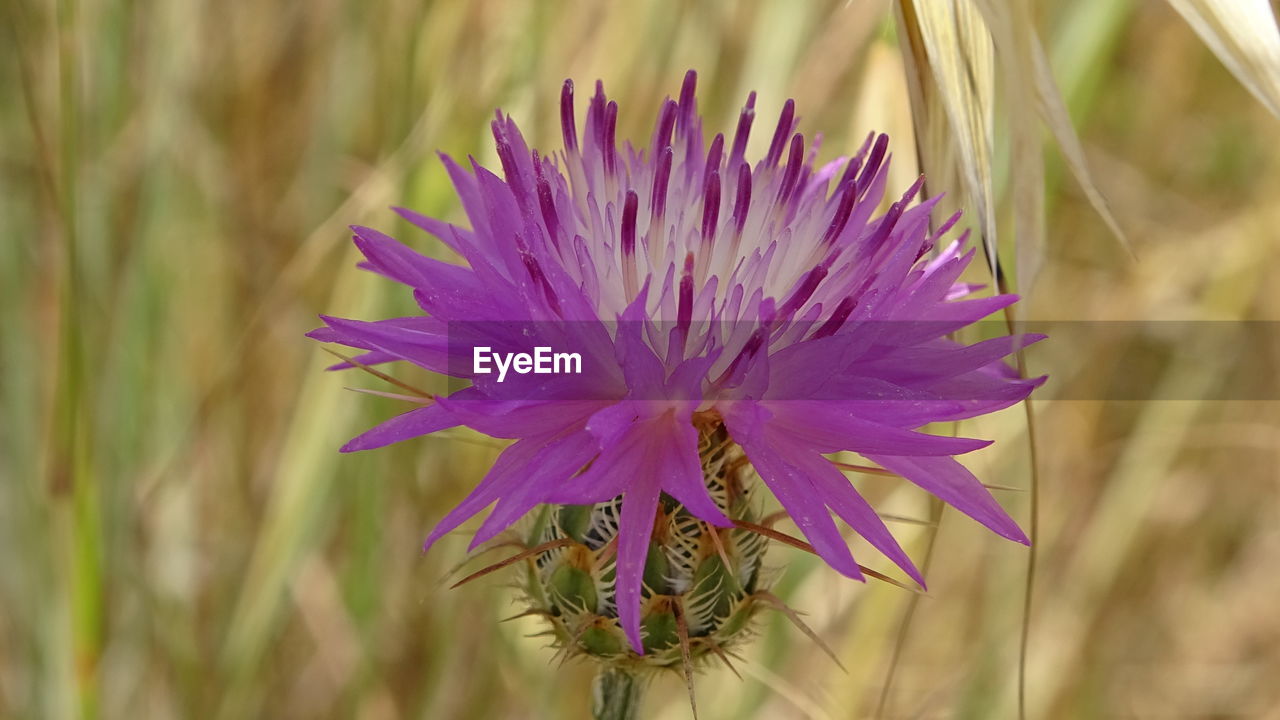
592,668,643,720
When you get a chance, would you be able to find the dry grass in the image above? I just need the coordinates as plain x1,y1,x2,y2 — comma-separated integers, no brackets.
2,0,1279,718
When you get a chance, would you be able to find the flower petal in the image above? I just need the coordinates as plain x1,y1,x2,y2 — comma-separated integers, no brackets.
798,448,924,586
760,401,992,455
726,403,864,581
616,471,662,653
648,412,732,528
422,435,548,551
863,453,1029,544
341,402,458,453
468,430,601,548
734,434,865,581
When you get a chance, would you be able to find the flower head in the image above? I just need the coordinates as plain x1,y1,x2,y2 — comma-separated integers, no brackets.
310,71,1044,654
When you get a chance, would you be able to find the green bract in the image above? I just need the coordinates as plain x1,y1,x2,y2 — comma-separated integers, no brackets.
523,427,770,669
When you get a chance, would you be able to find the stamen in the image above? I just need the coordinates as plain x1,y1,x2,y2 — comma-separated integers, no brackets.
677,252,695,330
731,165,752,236
863,198,906,251
856,133,889,198
621,190,639,300
519,244,562,315
810,295,856,339
729,92,756,166
492,119,527,210
775,133,805,205
703,133,724,184
560,79,578,152
821,178,858,245
673,252,695,359
603,100,618,177
677,69,698,132
700,171,721,243
838,132,875,188
712,326,767,388
763,99,795,168
651,146,673,220
535,172,561,247
653,99,677,157
838,155,862,189
918,208,962,260
863,175,925,254
776,264,826,319
696,170,721,283
588,80,607,150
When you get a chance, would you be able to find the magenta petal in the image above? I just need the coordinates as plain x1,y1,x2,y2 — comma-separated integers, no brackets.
421,436,546,551
391,205,474,256
761,401,992,455
810,387,1035,427
467,430,600,549
795,448,924,587
616,471,662,653
542,462,626,506
549,409,728,529
341,402,458,453
540,404,656,505
585,401,643,444
318,315,453,375
540,405,646,506
437,396,607,439
761,333,864,399
614,290,666,392
864,453,1029,544
351,225,479,293
725,414,864,581
648,412,732,527
308,316,441,351
851,334,1046,384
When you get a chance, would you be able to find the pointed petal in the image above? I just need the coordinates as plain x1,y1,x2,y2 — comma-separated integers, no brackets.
616,472,662,653
350,225,478,292
468,430,601,548
342,402,457,452
863,453,1028,544
850,334,1046,384
798,449,924,586
761,401,992,455
391,205,474,256
318,315,454,374
649,412,732,527
422,436,546,550
738,437,865,581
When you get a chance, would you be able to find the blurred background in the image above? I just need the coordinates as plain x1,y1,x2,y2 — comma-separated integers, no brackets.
3,0,1279,718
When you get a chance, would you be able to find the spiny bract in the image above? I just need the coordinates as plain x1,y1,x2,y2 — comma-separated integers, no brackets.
524,425,769,669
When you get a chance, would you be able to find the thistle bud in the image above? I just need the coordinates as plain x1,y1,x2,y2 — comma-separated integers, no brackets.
523,426,769,671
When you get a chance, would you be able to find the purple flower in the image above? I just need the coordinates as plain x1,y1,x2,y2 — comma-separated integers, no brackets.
310,71,1044,653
